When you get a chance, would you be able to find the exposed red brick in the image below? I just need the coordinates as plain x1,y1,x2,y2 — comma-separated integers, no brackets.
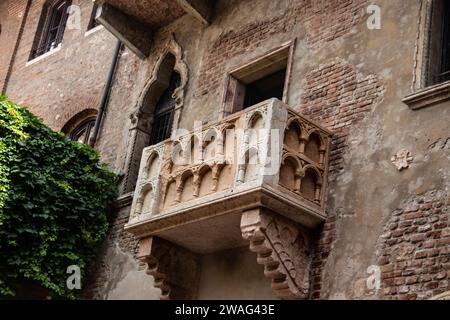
196,0,367,97
377,191,450,300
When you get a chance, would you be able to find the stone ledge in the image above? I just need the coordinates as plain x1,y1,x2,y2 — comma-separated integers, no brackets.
125,184,326,254
115,192,134,208
403,81,450,110
25,44,62,67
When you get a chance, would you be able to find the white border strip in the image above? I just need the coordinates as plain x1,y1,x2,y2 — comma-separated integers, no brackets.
26,44,62,67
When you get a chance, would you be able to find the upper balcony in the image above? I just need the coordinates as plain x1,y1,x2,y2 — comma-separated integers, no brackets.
98,0,214,27
95,0,215,58
125,99,332,253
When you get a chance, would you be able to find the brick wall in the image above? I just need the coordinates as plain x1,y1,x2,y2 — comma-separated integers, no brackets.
299,58,385,176
4,0,117,131
1,1,136,299
309,213,337,299
293,58,385,299
196,0,367,97
378,191,450,300
0,0,29,93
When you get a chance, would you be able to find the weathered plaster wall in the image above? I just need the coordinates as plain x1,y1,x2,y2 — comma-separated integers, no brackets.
299,0,450,299
94,0,448,300
2,0,449,300
197,247,278,300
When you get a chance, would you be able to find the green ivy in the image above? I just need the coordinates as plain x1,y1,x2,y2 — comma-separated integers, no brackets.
0,96,118,299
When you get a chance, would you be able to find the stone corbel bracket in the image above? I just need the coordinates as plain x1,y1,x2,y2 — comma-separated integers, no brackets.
241,209,312,300
138,237,201,300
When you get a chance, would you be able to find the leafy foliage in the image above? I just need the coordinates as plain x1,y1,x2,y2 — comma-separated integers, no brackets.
0,96,118,299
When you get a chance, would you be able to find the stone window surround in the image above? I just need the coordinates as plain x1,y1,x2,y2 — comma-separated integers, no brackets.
403,0,450,110
29,0,72,61
219,40,296,118
84,24,104,37
25,42,62,67
60,108,98,136
26,1,104,66
121,34,188,194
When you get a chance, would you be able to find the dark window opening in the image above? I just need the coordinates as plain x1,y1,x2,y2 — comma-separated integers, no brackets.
87,4,100,30
70,119,96,144
222,45,291,115
149,72,181,145
31,0,71,59
243,68,287,109
427,0,450,85
436,1,450,83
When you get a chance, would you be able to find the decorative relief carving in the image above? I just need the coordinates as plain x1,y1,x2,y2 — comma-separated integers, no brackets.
122,34,189,193
128,100,332,225
138,237,201,300
126,100,332,300
279,110,330,207
241,210,312,300
391,149,413,171
136,33,188,121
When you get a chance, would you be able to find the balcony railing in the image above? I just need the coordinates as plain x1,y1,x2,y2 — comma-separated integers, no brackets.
125,99,332,253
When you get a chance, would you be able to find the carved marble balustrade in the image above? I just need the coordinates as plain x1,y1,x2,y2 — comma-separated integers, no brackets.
125,98,332,300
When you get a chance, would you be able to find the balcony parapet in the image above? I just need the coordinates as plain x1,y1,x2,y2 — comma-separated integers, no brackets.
125,99,332,299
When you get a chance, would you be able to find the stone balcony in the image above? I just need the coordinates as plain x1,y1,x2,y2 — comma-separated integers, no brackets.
125,99,332,300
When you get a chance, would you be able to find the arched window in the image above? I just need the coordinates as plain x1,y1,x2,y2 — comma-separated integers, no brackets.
30,0,71,59
149,71,180,145
123,53,185,193
61,109,98,145
69,119,96,144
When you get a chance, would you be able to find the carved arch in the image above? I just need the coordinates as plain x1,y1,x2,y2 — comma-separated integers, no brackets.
279,154,303,192
284,119,302,151
300,166,323,204
133,182,156,218
197,164,215,196
134,34,189,128
306,130,326,149
143,151,161,180
123,34,189,193
305,130,326,164
246,110,266,130
61,108,98,135
281,153,303,170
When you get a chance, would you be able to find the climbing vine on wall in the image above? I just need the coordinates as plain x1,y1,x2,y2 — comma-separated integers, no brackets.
0,96,118,299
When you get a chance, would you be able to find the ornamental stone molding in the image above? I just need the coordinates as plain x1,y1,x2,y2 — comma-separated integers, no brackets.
391,149,413,171
125,98,333,299
241,209,312,300
138,236,201,300
122,34,189,193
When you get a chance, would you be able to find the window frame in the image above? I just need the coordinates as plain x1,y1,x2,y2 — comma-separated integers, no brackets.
149,71,181,145
220,41,295,118
87,3,101,31
30,0,71,60
404,0,450,110
69,117,96,145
